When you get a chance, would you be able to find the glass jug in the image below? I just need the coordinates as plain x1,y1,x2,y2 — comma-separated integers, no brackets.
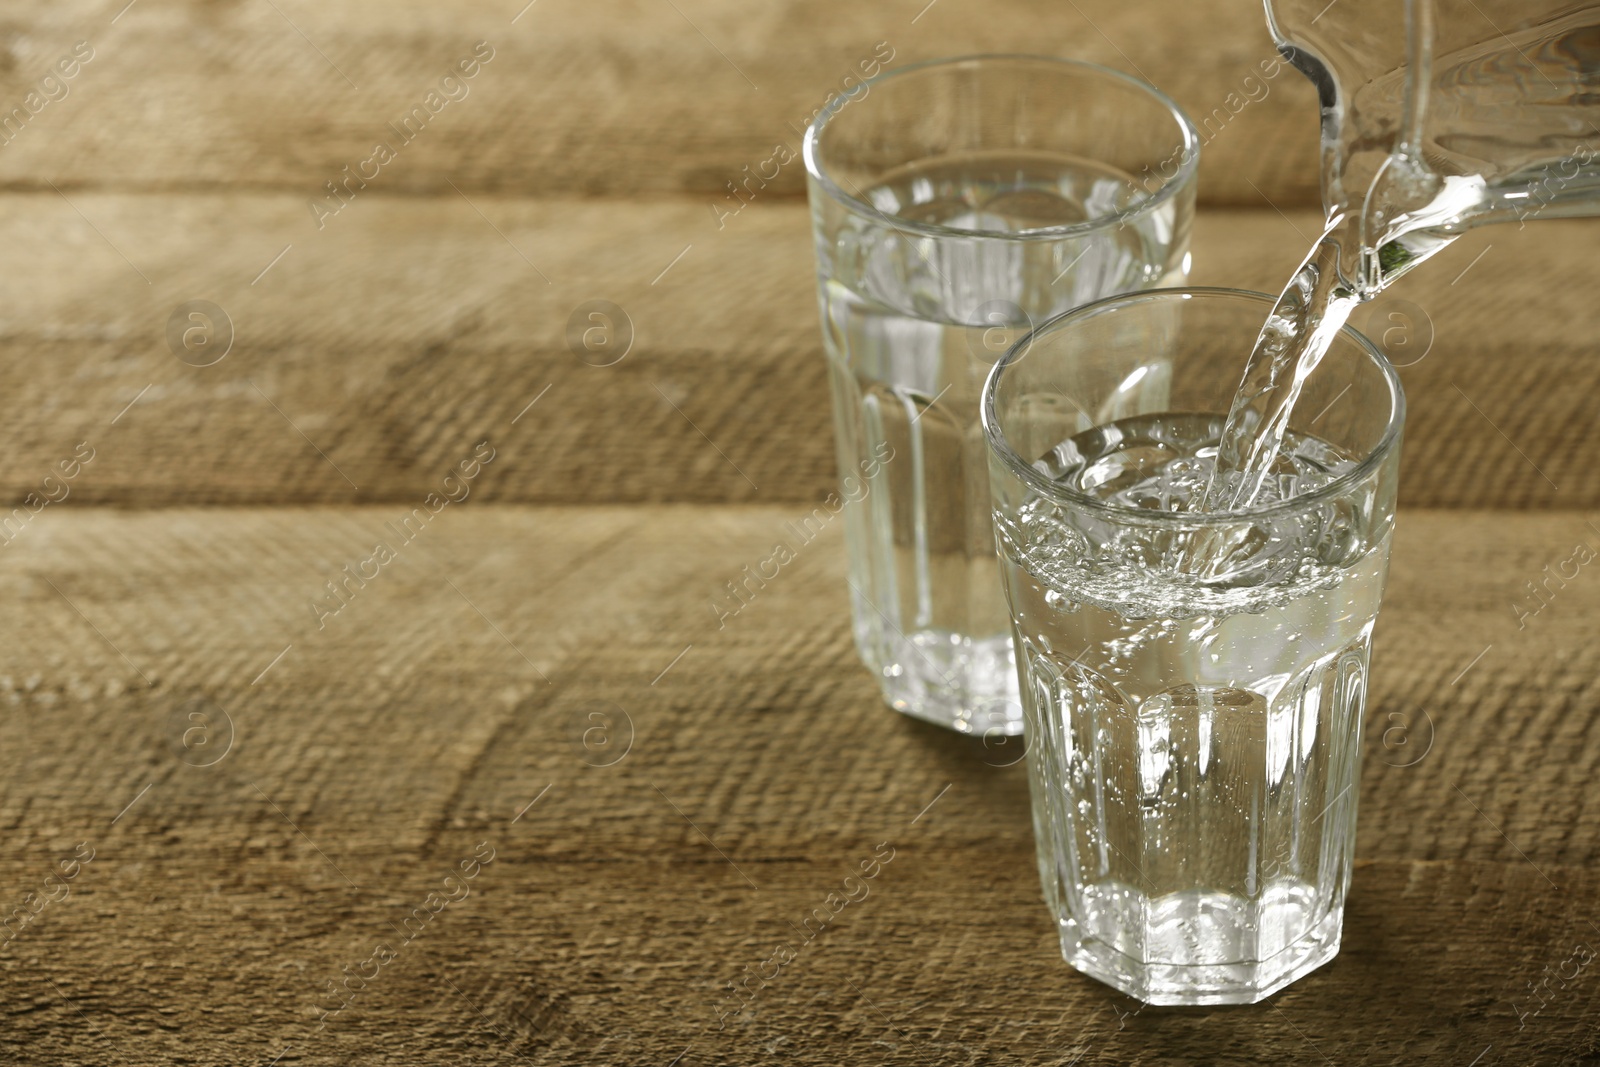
1263,0,1600,293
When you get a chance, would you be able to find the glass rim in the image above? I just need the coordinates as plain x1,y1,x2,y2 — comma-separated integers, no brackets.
801,53,1201,243
980,286,1407,526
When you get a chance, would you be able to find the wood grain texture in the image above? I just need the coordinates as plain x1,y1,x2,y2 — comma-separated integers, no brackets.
0,0,1321,205
2,1,1597,1062
0,506,1595,1064
0,192,1595,508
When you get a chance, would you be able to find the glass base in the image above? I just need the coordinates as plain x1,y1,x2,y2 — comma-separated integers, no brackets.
1059,887,1344,1005
871,630,1023,736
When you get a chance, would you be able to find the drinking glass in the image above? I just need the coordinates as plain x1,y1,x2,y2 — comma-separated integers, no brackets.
982,288,1404,1004
804,55,1198,736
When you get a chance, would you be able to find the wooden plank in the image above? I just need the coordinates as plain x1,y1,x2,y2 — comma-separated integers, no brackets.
3,856,1593,1065
0,505,1595,1062
0,195,1593,508
0,504,1576,864
0,0,1321,205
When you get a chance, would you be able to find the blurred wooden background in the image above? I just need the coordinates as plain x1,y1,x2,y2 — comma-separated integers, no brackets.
0,1,1595,1064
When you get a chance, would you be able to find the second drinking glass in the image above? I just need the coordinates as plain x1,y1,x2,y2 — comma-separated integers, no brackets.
803,55,1199,735
982,288,1405,1003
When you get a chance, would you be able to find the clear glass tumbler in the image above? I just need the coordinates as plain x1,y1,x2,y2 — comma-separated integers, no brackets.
982,289,1405,1004
804,55,1199,736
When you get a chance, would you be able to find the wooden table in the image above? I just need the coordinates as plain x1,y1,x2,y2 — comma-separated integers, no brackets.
2,1,1596,1063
